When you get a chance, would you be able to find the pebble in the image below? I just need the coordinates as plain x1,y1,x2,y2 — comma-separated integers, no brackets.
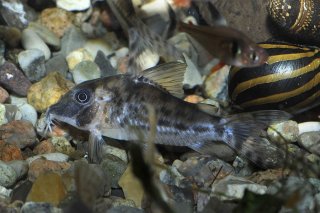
28,158,71,181
26,153,69,165
7,160,28,180
0,160,18,187
0,0,29,29
21,202,63,213
57,0,91,11
0,104,8,125
0,185,12,200
39,8,75,38
49,137,75,156
248,169,290,185
28,22,61,49
298,122,320,135
211,175,267,201
21,28,51,60
118,164,144,208
183,54,204,88
298,132,320,156
101,144,128,163
0,25,21,48
0,40,4,66
71,61,101,84
4,104,22,122
84,37,115,59
18,49,46,82
184,95,204,104
16,103,37,126
27,72,74,112
0,62,31,96
66,48,93,70
45,55,69,77
59,26,87,58
26,173,67,206
100,154,127,188
267,120,299,144
33,140,56,155
0,87,9,103
107,206,145,213
0,120,37,149
0,141,23,161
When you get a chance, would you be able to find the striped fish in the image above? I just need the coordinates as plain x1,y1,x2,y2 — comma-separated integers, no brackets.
228,42,320,113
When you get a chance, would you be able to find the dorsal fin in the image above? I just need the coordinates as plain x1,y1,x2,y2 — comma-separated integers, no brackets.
141,62,187,98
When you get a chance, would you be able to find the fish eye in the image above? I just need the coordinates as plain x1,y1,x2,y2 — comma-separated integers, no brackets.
231,40,241,57
75,89,91,104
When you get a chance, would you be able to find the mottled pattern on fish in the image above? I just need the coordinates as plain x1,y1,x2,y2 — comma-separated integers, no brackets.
46,62,290,168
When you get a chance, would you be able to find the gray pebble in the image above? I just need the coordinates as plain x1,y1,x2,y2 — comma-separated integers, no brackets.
101,144,128,163
4,104,22,122
21,202,62,213
29,22,61,49
71,61,101,84
0,185,12,200
21,28,51,60
0,161,18,188
58,26,87,58
0,0,29,29
45,54,68,77
267,120,299,144
6,160,28,180
298,132,320,156
18,103,38,126
0,40,5,66
18,49,46,82
0,62,31,96
100,154,127,188
107,206,144,213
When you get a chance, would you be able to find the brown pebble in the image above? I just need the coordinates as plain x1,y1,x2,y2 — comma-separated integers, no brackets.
184,95,204,104
0,120,37,149
0,140,23,161
0,87,9,103
28,158,71,181
33,140,56,155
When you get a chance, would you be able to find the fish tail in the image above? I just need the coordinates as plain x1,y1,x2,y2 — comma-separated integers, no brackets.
220,110,291,168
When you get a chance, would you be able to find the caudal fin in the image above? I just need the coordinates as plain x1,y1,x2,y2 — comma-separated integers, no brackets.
221,110,291,168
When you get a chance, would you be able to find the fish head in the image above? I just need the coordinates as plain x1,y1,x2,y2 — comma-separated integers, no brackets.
225,39,269,67
45,77,116,131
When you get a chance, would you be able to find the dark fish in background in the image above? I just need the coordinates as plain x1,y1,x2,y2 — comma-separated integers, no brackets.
45,61,290,168
179,22,269,67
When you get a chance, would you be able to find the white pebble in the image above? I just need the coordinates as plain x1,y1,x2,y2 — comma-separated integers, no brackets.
299,122,320,135
57,0,91,11
26,153,69,165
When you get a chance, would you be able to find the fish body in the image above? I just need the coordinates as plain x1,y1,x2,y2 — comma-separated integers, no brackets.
46,62,290,168
179,22,269,67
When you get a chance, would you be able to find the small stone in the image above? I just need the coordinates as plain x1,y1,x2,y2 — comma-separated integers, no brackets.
21,28,51,60
36,114,70,138
0,185,12,200
4,104,22,122
0,40,4,66
21,202,63,213
26,153,69,165
101,144,128,163
211,175,267,201
0,141,23,161
66,48,93,70
0,87,9,103
27,173,67,206
45,55,68,77
184,95,204,104
0,104,8,125
28,158,71,181
84,37,115,59
107,206,144,213
39,8,75,38
29,22,61,49
33,140,56,155
268,120,299,144
0,120,37,149
0,160,18,187
0,62,31,96
298,132,320,156
17,103,37,126
27,72,74,112
204,65,230,102
298,122,320,135
49,137,75,156
0,25,21,48
0,1,29,29
71,61,101,84
57,0,91,11
18,49,46,83
305,153,320,164
118,164,144,208
101,154,127,188
6,160,28,180
248,169,290,185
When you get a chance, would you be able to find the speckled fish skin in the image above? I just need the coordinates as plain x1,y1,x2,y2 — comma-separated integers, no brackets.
46,64,290,168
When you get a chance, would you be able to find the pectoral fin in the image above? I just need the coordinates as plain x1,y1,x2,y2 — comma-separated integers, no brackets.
88,131,105,164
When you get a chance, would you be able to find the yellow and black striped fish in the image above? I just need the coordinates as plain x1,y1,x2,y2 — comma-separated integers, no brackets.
228,42,320,113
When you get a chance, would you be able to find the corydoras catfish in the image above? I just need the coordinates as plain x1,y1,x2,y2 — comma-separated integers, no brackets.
45,62,290,168
179,22,268,67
